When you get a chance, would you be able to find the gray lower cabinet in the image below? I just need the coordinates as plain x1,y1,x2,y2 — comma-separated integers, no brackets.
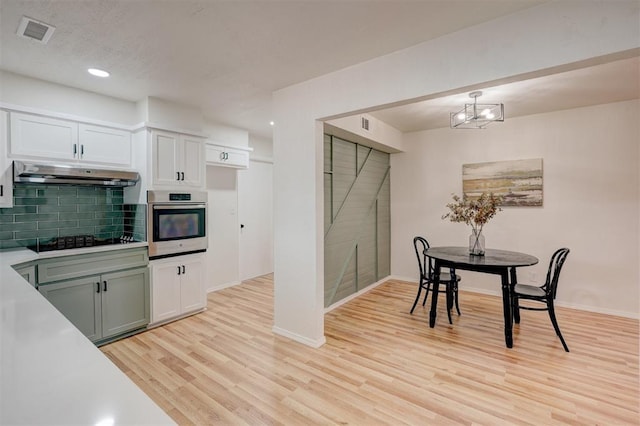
38,268,149,342
36,248,150,345
38,267,150,343
38,275,102,341
13,262,36,286
101,268,150,340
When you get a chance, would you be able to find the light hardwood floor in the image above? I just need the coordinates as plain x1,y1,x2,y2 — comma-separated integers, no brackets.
101,275,639,425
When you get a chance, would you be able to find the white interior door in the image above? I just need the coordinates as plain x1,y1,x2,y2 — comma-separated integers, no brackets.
205,166,240,290
238,160,273,280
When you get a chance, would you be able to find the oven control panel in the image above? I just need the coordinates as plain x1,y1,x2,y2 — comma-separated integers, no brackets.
169,193,192,201
147,190,207,203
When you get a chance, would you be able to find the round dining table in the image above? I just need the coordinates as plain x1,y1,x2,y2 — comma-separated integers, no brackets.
424,246,539,348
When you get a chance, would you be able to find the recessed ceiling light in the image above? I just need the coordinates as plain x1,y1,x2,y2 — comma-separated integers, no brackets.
94,417,114,426
88,68,110,78
269,121,275,126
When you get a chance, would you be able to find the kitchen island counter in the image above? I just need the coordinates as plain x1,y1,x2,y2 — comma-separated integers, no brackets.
0,246,174,425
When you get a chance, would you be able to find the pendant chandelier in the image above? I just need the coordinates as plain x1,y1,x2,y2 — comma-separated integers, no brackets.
450,91,504,129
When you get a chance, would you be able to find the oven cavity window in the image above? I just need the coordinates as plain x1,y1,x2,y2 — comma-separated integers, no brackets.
153,208,205,241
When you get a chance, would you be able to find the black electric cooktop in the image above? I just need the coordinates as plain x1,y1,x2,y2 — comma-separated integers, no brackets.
28,235,138,253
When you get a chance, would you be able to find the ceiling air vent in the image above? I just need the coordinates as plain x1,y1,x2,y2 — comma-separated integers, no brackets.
16,16,56,44
361,116,370,131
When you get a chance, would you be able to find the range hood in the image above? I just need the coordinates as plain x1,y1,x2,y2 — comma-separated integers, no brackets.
13,161,139,187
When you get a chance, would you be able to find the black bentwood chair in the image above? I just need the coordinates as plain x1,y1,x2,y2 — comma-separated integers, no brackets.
512,248,571,352
411,236,461,324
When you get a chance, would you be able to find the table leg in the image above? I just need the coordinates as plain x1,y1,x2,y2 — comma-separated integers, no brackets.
501,269,513,348
429,260,440,328
510,267,520,324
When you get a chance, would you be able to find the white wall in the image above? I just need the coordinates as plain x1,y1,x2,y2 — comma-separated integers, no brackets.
391,100,639,318
238,159,274,280
273,1,640,345
326,113,404,153
205,151,274,288
203,121,249,148
203,122,272,289
249,135,273,159
205,166,240,291
142,96,204,133
0,70,138,124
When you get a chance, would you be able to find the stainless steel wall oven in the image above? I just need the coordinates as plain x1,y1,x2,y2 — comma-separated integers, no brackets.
147,190,208,259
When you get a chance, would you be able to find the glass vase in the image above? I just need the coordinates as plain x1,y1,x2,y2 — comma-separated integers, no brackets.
469,228,485,256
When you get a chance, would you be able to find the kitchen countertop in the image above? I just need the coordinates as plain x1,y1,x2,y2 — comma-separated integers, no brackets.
0,245,175,425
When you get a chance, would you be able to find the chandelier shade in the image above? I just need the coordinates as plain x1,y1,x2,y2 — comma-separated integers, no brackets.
450,91,504,129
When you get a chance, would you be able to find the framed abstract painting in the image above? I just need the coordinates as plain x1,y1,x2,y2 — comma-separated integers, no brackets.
462,158,543,207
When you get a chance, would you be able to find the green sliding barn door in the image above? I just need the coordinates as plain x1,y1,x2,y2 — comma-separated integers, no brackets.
324,134,390,307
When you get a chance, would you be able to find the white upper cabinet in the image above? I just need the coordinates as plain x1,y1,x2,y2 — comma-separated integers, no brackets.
10,112,77,161
8,112,132,168
205,142,251,169
78,124,131,166
151,131,180,186
182,135,205,186
151,130,204,189
0,110,12,208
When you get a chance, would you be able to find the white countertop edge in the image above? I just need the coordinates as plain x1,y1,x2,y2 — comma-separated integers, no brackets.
0,246,175,425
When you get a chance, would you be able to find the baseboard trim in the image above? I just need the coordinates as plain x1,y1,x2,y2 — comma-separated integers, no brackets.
272,326,326,348
147,308,206,329
389,275,417,283
207,280,242,293
553,300,638,320
324,275,391,314
388,276,638,320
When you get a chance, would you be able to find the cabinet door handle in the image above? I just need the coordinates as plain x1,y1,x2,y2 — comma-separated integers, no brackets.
80,144,84,157
0,184,3,197
96,282,100,293
103,281,108,292
176,172,180,181
177,266,181,275
181,172,185,181
182,265,186,274
219,152,225,161
73,143,78,157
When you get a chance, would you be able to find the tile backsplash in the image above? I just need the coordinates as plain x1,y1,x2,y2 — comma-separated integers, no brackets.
123,203,147,243
0,184,146,250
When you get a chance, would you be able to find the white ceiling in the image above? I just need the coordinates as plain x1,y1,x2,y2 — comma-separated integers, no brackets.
0,1,638,139
369,56,640,132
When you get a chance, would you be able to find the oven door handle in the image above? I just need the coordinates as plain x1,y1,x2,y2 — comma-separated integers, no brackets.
151,204,207,210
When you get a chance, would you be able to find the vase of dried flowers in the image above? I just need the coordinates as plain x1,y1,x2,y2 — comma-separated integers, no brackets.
469,228,485,256
442,192,503,256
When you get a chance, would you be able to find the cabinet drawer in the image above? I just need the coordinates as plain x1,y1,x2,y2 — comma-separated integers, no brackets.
38,248,148,284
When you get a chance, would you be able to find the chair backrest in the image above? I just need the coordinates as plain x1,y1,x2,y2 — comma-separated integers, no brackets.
543,248,570,299
413,236,431,280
